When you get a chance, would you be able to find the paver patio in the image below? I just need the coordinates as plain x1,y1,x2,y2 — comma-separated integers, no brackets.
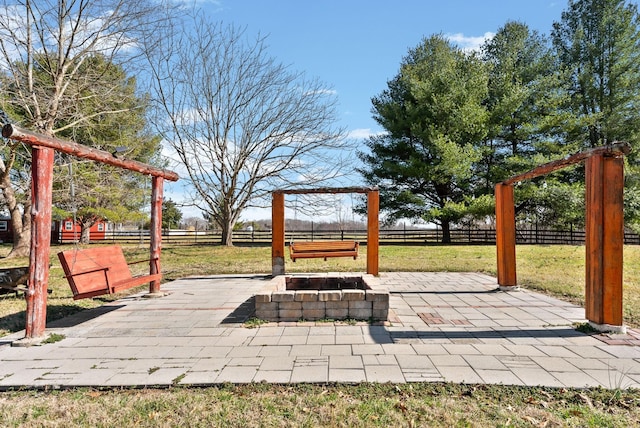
1,272,639,389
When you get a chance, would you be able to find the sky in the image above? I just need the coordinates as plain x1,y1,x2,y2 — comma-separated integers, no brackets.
167,0,567,221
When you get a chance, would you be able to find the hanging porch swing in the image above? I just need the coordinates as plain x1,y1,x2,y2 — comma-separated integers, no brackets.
286,192,360,261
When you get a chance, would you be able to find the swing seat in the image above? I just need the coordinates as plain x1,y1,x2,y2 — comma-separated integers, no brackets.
289,240,359,261
57,245,161,300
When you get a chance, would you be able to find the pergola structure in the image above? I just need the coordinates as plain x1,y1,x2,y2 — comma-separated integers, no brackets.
2,124,179,342
271,187,379,276
495,142,631,332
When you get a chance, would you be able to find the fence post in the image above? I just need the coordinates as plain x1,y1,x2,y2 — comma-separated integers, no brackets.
570,224,574,245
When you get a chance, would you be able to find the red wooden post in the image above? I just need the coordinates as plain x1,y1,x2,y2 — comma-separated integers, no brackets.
367,189,379,276
585,154,624,329
25,146,55,339
495,183,517,288
272,192,285,275
149,176,163,293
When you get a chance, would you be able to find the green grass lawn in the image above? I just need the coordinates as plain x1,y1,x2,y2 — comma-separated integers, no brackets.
2,243,640,336
0,383,638,427
1,243,639,427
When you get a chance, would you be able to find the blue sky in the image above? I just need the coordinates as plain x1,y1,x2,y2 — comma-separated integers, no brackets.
170,0,566,220
204,0,563,138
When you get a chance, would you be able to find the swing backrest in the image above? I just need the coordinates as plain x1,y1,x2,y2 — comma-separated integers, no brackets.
58,246,133,298
289,240,359,261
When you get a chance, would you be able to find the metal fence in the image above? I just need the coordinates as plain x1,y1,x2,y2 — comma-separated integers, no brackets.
83,227,640,246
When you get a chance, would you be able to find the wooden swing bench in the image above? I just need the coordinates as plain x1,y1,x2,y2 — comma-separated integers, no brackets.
289,240,359,261
57,245,161,300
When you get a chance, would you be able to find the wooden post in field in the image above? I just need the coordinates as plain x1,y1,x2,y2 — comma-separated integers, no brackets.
366,189,380,276
24,146,55,340
585,153,625,330
272,192,286,275
495,183,517,288
149,176,164,294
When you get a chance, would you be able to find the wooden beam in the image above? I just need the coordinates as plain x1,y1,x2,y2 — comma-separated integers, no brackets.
149,176,163,293
272,192,286,275
367,189,380,276
585,154,624,327
25,146,54,339
495,183,517,287
602,156,624,326
273,186,378,195
2,124,178,181
502,142,630,185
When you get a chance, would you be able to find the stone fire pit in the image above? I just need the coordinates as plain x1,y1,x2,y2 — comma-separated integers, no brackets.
254,273,389,322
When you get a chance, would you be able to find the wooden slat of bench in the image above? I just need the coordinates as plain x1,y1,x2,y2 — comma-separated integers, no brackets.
289,241,359,261
291,241,358,252
110,273,162,294
290,250,358,260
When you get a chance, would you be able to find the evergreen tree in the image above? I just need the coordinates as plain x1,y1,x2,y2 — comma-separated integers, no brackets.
482,21,585,230
552,0,640,150
552,0,640,231
50,55,162,243
358,35,489,242
0,0,172,256
482,21,559,184
162,199,183,230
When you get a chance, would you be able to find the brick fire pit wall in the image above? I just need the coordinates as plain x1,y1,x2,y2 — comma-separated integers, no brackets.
254,274,389,322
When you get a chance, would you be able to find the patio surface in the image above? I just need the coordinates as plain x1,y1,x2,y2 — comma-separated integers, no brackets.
1,272,639,389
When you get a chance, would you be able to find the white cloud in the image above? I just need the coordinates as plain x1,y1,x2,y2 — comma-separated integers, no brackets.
445,32,495,52
347,128,373,139
304,88,338,97
347,128,386,140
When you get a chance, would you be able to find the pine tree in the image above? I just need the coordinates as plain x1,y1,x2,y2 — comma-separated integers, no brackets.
358,35,489,242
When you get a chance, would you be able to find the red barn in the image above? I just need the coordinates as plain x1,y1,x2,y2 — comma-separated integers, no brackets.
0,217,106,243
52,219,108,243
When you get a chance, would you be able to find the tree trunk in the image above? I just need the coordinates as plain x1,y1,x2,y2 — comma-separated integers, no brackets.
80,222,91,244
440,220,452,244
1,171,31,258
7,214,30,258
220,219,234,246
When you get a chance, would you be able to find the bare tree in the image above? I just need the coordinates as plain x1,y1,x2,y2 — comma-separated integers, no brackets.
146,17,350,246
0,0,174,256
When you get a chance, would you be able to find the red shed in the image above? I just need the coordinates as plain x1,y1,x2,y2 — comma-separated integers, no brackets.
52,218,108,243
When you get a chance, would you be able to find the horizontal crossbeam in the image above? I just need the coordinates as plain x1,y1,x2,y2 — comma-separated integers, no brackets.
2,124,179,181
273,186,377,195
501,142,630,185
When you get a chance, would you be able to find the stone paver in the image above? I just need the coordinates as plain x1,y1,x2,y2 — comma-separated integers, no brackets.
0,272,639,389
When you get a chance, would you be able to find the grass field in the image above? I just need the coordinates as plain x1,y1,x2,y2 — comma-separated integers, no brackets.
2,243,639,336
1,243,639,427
0,383,638,427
